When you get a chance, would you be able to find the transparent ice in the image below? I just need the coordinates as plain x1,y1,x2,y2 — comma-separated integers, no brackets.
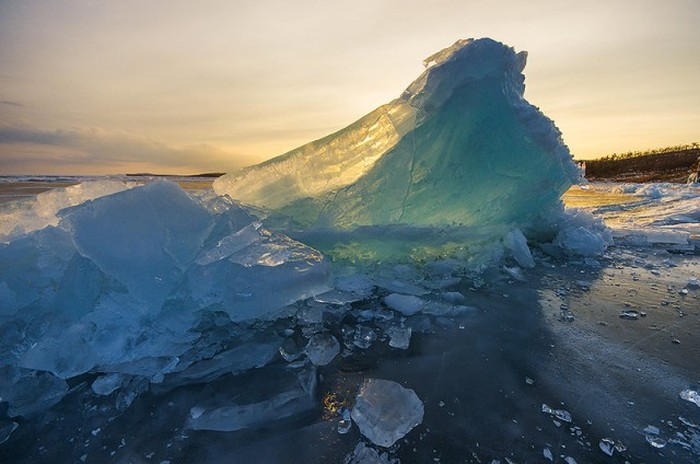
214,38,581,258
350,378,424,447
304,333,340,366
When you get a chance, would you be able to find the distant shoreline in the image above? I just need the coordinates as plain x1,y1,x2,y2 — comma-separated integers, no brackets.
125,172,225,178
582,147,699,183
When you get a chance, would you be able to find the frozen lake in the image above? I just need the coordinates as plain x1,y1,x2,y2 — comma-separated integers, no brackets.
0,179,699,463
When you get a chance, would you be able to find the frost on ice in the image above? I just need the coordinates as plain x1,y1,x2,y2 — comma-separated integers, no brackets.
214,38,579,242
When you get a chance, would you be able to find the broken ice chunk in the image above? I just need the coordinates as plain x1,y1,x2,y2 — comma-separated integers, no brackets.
643,425,660,435
680,388,700,407
440,291,466,304
598,438,625,456
174,228,331,321
543,448,553,461
18,320,100,378
350,378,424,447
115,376,149,411
187,366,316,432
505,229,535,269
91,373,128,396
334,274,375,299
383,294,424,316
386,326,412,349
59,181,213,310
645,435,667,448
353,326,378,349
599,438,615,456
541,403,572,422
0,420,19,445
305,333,340,366
503,266,526,281
0,367,68,417
619,310,640,320
337,408,352,434
279,338,303,362
344,442,397,464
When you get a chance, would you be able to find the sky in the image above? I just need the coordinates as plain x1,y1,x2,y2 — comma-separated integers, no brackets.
0,0,698,175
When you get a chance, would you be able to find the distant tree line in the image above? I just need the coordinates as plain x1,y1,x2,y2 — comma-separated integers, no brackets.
582,143,700,183
587,142,699,163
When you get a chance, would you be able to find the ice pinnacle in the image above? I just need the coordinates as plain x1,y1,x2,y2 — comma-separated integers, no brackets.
214,38,578,233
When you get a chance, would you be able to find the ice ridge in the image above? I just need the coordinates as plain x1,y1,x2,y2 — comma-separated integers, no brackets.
214,38,580,233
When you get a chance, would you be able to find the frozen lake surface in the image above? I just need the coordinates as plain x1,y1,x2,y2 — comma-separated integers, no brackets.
0,180,699,464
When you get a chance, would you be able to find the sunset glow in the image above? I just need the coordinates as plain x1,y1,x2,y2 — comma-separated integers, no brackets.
1,0,698,174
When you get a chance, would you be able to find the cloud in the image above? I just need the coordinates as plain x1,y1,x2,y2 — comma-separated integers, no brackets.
0,100,23,107
0,126,258,174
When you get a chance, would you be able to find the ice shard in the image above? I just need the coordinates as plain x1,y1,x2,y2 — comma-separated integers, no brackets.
214,38,579,234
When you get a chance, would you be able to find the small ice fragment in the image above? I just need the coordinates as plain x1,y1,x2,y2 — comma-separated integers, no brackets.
599,438,615,456
645,435,667,448
686,278,700,289
350,378,424,447
338,408,352,434
643,425,660,435
387,326,412,350
0,368,69,417
384,294,425,316
91,373,127,396
543,448,553,461
503,266,526,282
187,367,316,432
440,291,466,304
116,377,149,411
505,229,535,269
542,403,572,422
0,421,19,445
279,338,302,362
305,333,340,366
679,416,698,428
564,457,577,464
619,310,639,320
525,377,534,385
353,326,378,349
679,289,689,296
344,442,396,464
680,389,700,406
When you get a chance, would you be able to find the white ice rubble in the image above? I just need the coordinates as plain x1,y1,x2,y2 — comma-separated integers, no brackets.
580,183,700,252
